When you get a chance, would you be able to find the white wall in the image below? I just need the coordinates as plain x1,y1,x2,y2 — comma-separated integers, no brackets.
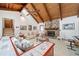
0,20,2,36
0,9,38,37
0,10,21,36
60,16,79,39
21,8,38,36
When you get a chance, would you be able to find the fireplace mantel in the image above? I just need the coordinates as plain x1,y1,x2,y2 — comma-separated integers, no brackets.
45,28,59,37
45,27,59,30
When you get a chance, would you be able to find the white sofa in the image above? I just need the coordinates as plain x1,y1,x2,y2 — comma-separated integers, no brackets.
12,37,33,52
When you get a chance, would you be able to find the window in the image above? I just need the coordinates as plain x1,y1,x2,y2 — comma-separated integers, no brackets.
40,25,44,31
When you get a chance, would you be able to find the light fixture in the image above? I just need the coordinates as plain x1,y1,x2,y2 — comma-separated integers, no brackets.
20,16,25,22
21,16,24,19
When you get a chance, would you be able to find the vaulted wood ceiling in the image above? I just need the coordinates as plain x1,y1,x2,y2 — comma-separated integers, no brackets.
0,3,27,11
25,3,78,23
0,3,78,23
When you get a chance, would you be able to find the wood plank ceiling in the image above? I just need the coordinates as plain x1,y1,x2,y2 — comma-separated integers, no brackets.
25,3,78,23
0,3,78,23
0,3,27,11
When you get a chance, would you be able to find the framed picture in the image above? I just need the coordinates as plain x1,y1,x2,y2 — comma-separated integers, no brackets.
20,25,27,30
63,23,75,30
28,25,32,30
33,26,37,30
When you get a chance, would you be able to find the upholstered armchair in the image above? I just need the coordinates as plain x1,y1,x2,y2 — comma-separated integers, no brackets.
73,36,79,47
74,40,79,46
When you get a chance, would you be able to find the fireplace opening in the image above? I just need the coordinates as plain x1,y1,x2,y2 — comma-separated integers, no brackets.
47,31,55,37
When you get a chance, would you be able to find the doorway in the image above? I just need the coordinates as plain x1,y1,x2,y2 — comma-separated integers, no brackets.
3,18,14,36
4,19,13,28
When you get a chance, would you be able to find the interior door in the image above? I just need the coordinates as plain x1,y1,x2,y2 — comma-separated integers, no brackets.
4,19,13,28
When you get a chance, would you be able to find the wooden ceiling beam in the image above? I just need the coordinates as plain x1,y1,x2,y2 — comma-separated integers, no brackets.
31,3,44,22
77,4,79,17
43,4,51,21
19,3,27,11
59,3,63,20
0,7,18,11
30,13,39,23
25,8,39,23
0,3,26,11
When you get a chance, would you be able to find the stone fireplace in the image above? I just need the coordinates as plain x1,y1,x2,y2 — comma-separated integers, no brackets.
45,20,60,37
46,29,59,37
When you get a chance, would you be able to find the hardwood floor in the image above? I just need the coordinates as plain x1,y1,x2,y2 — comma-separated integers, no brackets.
3,28,14,36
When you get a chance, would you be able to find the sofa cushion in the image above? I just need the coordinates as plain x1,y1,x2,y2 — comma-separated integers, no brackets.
15,39,33,51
